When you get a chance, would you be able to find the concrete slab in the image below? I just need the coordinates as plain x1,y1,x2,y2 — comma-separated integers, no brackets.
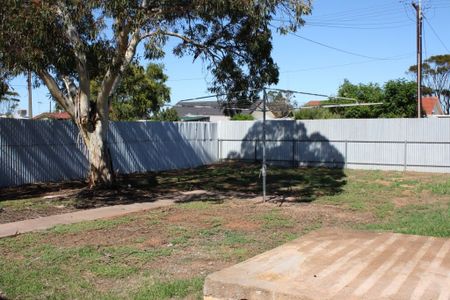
204,229,450,300
0,200,173,238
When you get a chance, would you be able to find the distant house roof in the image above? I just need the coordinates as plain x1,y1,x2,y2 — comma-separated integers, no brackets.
421,97,444,116
304,100,323,107
173,101,225,118
33,112,71,120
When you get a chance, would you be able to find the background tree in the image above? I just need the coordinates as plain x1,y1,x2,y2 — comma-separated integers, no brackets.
91,63,170,121
230,113,255,121
335,79,384,118
151,107,179,121
0,86,20,116
294,107,340,120
0,0,311,186
0,73,19,116
409,54,450,114
335,79,417,118
267,90,295,118
381,79,417,118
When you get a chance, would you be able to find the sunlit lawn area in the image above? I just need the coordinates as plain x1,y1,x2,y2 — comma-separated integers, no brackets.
0,162,449,299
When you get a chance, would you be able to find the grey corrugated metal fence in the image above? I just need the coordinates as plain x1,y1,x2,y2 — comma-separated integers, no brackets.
218,119,450,173
1,118,449,187
0,119,217,187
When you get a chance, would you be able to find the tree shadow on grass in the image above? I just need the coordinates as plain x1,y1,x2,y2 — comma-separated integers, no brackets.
221,121,347,203
145,160,346,204
0,121,346,208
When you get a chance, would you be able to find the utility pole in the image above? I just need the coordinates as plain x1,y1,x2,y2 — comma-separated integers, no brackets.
27,71,33,118
412,0,423,118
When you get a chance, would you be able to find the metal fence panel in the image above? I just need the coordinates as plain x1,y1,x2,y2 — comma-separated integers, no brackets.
2,118,450,188
219,119,450,173
0,119,217,187
0,119,88,187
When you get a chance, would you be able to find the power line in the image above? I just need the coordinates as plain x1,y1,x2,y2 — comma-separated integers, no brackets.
307,2,401,19
288,31,396,60
423,15,450,52
302,23,411,30
280,54,413,74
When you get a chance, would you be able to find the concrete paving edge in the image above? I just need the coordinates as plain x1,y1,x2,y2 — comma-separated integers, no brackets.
0,200,173,238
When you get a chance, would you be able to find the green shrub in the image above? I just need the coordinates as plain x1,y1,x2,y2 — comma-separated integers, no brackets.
230,113,255,121
294,108,340,120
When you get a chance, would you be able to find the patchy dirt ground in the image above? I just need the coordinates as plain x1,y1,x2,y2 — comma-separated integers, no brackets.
0,162,449,299
1,162,449,225
0,198,374,299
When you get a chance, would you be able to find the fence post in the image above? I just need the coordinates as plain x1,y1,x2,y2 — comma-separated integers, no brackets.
404,139,407,171
344,140,348,169
292,140,296,167
254,140,257,162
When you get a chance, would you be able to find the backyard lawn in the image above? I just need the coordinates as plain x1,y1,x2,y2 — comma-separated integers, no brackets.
0,162,449,299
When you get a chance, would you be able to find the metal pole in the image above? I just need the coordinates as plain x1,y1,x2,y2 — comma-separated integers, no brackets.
262,88,267,201
27,71,32,118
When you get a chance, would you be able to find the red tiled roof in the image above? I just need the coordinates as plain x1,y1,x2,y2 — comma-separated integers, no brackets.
33,112,71,120
421,97,443,116
304,100,322,107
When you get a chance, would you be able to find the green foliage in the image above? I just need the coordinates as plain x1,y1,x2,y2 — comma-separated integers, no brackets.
294,108,340,120
336,79,384,118
381,79,417,118
0,0,312,109
333,78,418,118
91,63,170,121
0,75,19,115
230,113,255,120
151,107,180,122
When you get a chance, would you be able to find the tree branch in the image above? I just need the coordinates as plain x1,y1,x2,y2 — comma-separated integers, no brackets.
61,75,77,104
37,69,74,117
164,31,208,51
97,27,140,116
54,5,89,89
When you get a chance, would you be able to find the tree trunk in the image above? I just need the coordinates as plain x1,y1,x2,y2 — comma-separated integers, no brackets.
79,118,114,187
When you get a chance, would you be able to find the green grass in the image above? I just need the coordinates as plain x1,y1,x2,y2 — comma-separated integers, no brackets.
178,201,215,210
427,181,450,195
362,202,450,237
134,277,204,300
0,244,103,299
0,198,74,210
259,209,295,229
223,231,250,245
2,162,450,299
50,215,135,234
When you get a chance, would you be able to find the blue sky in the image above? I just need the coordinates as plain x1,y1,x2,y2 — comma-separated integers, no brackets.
9,0,450,116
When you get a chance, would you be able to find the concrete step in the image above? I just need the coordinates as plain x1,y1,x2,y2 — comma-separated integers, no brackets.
204,229,450,300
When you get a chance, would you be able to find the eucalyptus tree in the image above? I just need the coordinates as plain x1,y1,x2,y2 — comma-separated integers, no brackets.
0,0,311,186
409,54,450,114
